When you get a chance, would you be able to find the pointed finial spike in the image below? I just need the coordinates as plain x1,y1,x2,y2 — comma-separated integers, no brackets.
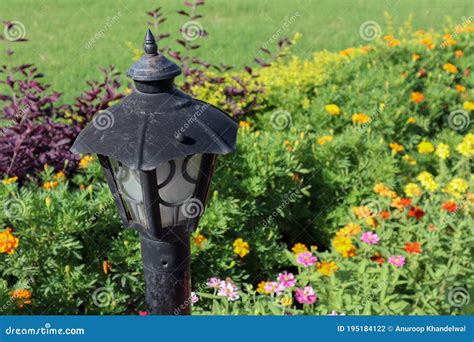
144,29,158,54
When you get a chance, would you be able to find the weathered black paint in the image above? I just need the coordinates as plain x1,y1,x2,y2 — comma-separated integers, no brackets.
70,29,237,315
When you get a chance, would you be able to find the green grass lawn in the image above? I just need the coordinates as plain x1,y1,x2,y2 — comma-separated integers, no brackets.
1,0,472,102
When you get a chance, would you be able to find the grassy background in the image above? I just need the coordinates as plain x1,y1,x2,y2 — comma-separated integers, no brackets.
1,0,472,102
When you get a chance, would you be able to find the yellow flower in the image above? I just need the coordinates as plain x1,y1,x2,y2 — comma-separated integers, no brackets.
456,134,474,158
333,235,356,258
352,206,372,219
233,238,249,258
2,176,18,185
79,155,94,169
239,121,251,129
318,135,333,145
280,296,293,306
256,281,268,294
407,117,417,124
389,142,404,154
403,154,417,165
388,39,400,47
53,171,66,181
416,171,438,192
444,178,469,198
336,223,361,237
352,113,370,124
412,53,420,62
317,261,338,276
193,234,208,249
435,143,450,160
418,141,435,154
302,97,311,109
291,243,308,254
325,104,341,116
455,85,466,92
442,63,458,74
0,228,20,255
464,102,474,111
404,183,422,197
411,91,425,103
420,37,435,50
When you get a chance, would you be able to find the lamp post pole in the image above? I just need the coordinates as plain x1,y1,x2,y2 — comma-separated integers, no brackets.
141,223,191,315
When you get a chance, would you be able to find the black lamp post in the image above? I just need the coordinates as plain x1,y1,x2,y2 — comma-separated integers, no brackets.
71,29,238,315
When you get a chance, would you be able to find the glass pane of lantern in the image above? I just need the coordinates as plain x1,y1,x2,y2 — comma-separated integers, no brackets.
110,159,147,226
156,154,202,227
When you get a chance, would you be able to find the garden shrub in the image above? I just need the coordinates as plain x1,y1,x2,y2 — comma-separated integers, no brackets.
0,10,473,315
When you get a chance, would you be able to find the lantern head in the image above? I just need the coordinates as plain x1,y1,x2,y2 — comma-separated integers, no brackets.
71,29,238,239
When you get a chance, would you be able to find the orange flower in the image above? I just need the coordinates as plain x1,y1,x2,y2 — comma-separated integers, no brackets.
391,197,412,209
455,85,466,92
370,252,385,265
411,91,425,103
0,227,20,254
441,201,458,213
79,155,94,169
10,288,32,307
102,260,112,274
380,211,390,220
352,206,373,219
42,181,59,190
404,242,422,254
455,50,464,58
193,234,208,249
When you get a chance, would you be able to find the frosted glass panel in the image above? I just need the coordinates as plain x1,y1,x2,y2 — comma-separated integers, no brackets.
156,155,202,227
110,159,147,226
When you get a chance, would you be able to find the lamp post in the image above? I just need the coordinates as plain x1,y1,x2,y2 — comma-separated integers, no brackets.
71,29,238,315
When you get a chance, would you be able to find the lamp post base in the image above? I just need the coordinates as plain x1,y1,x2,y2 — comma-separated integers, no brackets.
140,226,191,315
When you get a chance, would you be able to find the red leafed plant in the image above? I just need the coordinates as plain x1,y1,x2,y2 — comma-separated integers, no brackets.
0,21,123,182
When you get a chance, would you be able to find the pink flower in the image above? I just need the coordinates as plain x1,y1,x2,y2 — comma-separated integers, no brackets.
296,252,317,267
361,231,380,245
191,292,199,304
207,277,221,289
264,281,285,295
388,255,405,267
217,281,239,301
138,311,148,316
278,272,297,288
295,286,318,304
